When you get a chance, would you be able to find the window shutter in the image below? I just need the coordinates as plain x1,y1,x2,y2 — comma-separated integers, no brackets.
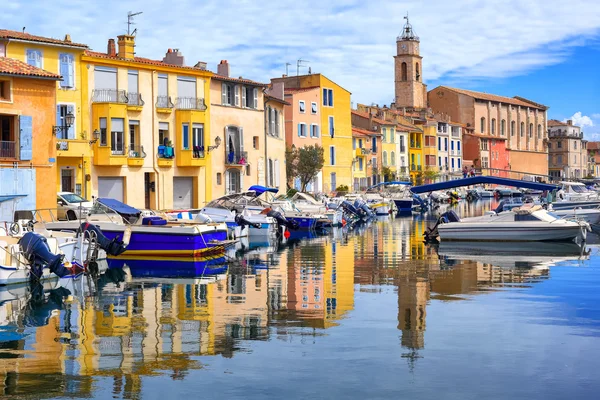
298,123,301,137
225,171,230,194
275,160,280,187
66,54,74,87
270,108,275,134
239,127,244,153
235,85,240,106
253,88,258,109
241,87,246,107
19,115,33,161
67,105,75,139
221,83,227,104
56,105,62,127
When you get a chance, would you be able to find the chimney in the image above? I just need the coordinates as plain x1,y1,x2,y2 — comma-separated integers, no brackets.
117,34,135,59
567,119,573,126
107,38,116,57
64,34,71,43
162,48,185,66
269,81,284,100
217,60,230,77
194,61,207,70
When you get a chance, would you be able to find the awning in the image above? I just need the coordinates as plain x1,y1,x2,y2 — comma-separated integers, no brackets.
0,195,27,203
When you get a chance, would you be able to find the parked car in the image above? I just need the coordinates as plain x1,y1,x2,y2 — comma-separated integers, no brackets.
57,192,93,220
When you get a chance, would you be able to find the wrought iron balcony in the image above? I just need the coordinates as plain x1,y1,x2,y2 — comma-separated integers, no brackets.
127,92,145,106
360,147,371,155
176,97,207,110
225,150,248,166
156,95,175,109
128,144,146,158
0,141,16,158
92,89,128,104
192,146,206,159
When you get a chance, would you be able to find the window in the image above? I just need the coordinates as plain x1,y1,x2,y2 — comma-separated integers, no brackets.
128,70,139,105
94,66,117,100
177,76,197,109
438,136,441,151
401,62,407,81
129,120,140,153
157,74,169,107
0,80,10,101
322,88,333,107
329,116,335,138
330,146,336,165
557,155,563,164
111,118,125,155
444,137,448,151
159,122,169,145
451,158,455,169
574,141,577,150
501,119,506,136
297,123,307,137
274,109,280,137
182,123,190,150
311,102,317,114
438,156,442,167
529,123,533,138
191,123,204,158
390,128,395,143
241,86,258,109
481,139,488,150
511,121,515,136
56,104,75,139
0,43,5,57
372,137,377,153
557,141,562,149
382,128,387,143
548,142,552,149
520,122,525,137
537,124,542,138
58,53,74,89
425,136,436,147
353,138,356,149
26,49,42,68
299,101,305,113
491,118,496,135
216,173,222,185
330,173,337,191
99,118,107,146
310,124,320,138
457,141,461,151
358,158,363,171
480,117,485,133
383,151,388,166
253,136,259,149
221,83,234,105
416,62,420,81
390,151,395,165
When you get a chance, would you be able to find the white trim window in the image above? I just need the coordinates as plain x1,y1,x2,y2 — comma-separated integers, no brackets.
26,49,42,68
221,83,234,106
297,123,307,137
311,102,317,114
310,124,320,138
59,53,75,88
299,100,306,113
322,88,334,107
110,118,125,155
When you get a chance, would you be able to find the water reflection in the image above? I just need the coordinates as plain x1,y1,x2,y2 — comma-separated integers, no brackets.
0,201,597,398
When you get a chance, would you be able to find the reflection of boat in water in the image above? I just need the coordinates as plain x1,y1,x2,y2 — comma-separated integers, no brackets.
437,241,589,268
107,257,228,278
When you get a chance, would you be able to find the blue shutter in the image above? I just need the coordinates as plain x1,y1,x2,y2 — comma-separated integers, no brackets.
67,105,75,139
19,115,33,161
56,105,62,128
59,54,68,88
67,54,74,88
182,124,189,149
316,125,320,137
451,140,454,150
458,141,461,151
298,123,301,137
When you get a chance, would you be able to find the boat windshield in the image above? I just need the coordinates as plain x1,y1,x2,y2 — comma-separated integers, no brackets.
570,185,587,193
61,193,87,203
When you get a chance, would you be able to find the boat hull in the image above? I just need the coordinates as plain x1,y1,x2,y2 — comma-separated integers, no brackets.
438,224,582,242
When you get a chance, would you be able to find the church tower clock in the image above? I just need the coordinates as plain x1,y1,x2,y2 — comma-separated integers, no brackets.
394,16,427,109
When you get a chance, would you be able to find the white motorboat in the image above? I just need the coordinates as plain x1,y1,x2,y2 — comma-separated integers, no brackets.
550,207,600,225
427,205,589,242
556,181,600,202
475,186,494,198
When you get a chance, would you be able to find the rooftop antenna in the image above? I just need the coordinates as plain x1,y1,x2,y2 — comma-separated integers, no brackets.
297,59,309,76
285,62,291,75
127,11,143,35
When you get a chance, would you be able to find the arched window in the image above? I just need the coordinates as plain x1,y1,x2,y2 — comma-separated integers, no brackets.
383,151,388,166
511,121,515,136
391,151,396,166
401,62,407,81
537,124,542,138
520,122,525,137
529,123,533,137
480,117,486,134
501,120,506,136
416,62,420,81
491,118,496,135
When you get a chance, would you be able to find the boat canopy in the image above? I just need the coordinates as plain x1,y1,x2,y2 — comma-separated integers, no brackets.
248,185,279,195
97,198,141,218
368,181,411,189
411,176,558,194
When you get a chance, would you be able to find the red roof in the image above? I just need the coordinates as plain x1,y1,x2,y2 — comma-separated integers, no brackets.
351,110,393,125
0,29,87,48
85,50,211,73
435,86,547,110
212,74,266,86
352,127,379,137
284,86,320,94
265,94,290,105
548,119,565,127
0,57,60,79
587,142,600,150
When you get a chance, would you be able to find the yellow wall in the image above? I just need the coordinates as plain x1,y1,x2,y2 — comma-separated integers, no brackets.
381,125,397,173
409,130,423,182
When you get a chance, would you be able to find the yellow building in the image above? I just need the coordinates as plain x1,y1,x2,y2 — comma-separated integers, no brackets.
380,121,398,180
422,120,438,183
272,74,353,193
82,36,213,209
1,29,92,198
409,126,424,184
352,127,372,190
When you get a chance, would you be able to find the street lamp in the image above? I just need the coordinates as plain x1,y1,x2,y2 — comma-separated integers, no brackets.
208,136,222,152
52,112,75,136
89,129,100,145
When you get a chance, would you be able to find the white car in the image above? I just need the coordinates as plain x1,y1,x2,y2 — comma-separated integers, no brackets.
57,192,93,221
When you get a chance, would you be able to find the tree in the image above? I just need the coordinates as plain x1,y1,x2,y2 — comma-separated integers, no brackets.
285,146,298,189
296,145,325,191
382,166,393,182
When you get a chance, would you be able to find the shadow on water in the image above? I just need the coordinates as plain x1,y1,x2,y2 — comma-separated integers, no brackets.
0,198,599,398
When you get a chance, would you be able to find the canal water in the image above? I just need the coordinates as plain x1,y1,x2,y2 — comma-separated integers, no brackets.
1,200,599,399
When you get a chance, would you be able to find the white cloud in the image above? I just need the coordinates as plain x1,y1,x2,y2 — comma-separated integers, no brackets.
565,112,594,128
1,0,599,107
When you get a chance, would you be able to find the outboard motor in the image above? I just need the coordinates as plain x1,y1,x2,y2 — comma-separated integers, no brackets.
18,232,67,278
339,200,361,218
267,209,300,230
234,212,262,229
412,193,427,211
423,211,461,243
80,223,127,257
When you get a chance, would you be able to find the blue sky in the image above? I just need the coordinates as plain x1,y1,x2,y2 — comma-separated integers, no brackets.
2,0,600,136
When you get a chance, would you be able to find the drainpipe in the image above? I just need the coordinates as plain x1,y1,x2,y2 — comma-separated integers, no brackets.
151,71,161,209
263,88,272,187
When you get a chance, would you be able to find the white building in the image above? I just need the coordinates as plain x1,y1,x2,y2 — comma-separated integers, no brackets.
449,122,463,176
396,126,410,180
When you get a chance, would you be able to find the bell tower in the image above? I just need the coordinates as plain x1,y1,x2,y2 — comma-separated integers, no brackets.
394,15,426,109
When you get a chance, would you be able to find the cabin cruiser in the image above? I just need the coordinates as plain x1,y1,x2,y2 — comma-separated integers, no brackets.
286,192,344,227
425,204,590,242
475,186,494,198
45,198,228,258
429,191,450,203
556,181,600,202
494,186,522,197
370,182,414,212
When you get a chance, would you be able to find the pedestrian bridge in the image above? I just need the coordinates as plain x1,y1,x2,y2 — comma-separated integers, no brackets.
411,176,558,194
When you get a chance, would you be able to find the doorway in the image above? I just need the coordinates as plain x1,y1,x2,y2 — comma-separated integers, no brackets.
61,168,74,192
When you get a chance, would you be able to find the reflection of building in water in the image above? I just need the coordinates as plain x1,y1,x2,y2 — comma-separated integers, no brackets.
397,264,429,351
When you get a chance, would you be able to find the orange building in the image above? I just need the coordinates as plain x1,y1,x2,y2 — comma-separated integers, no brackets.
0,57,59,217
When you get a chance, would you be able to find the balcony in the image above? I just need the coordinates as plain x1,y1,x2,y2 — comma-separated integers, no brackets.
156,96,175,113
0,141,16,158
176,97,207,111
411,164,416,171
127,92,145,111
177,146,207,167
56,139,92,158
451,129,460,138
157,145,174,167
94,145,127,166
361,148,371,156
225,151,248,166
410,140,421,149
92,89,128,104
127,145,146,167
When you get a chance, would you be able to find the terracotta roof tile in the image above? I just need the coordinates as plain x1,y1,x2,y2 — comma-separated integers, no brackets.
265,94,290,105
548,119,566,127
0,29,87,48
437,86,547,110
352,127,380,137
84,50,212,74
284,86,320,94
0,57,60,79
351,110,392,125
213,73,266,86
586,142,600,150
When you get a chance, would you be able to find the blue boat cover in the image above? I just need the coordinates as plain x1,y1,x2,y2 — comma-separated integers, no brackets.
368,181,411,189
248,185,279,195
97,198,141,216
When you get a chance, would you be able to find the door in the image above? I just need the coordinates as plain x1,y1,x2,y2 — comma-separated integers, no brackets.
173,177,193,209
144,172,151,209
98,177,124,202
226,169,241,194
61,169,74,192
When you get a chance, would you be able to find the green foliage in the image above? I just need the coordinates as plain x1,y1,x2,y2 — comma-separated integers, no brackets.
336,184,349,192
382,166,393,181
285,145,325,192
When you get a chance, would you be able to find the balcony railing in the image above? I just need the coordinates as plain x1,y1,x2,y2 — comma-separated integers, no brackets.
128,144,146,158
127,92,145,106
360,148,371,155
156,95,175,109
226,150,248,165
176,97,207,110
0,141,16,158
192,146,206,159
158,145,174,159
92,89,128,104
111,146,125,156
